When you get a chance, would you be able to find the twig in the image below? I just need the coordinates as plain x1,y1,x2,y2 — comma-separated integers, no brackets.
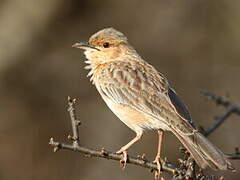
49,95,239,179
67,97,81,148
200,91,239,136
49,138,177,173
49,97,179,176
201,91,240,160
226,147,240,160
203,105,236,136
201,91,240,115
226,154,240,160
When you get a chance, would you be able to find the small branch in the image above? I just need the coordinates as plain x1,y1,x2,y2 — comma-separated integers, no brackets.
49,97,180,177
226,153,240,160
226,148,240,160
67,97,81,148
201,91,231,107
200,91,239,136
203,105,236,136
49,138,177,174
201,91,240,160
201,91,240,115
49,95,238,179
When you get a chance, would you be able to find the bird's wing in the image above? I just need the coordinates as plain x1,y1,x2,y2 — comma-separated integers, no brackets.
168,87,194,125
95,61,195,131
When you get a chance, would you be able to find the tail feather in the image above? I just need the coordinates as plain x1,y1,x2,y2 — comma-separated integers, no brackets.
172,129,235,171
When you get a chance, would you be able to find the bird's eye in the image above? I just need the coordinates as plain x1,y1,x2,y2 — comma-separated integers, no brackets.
103,42,110,48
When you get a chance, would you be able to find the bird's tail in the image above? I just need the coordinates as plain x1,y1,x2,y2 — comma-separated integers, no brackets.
172,129,235,171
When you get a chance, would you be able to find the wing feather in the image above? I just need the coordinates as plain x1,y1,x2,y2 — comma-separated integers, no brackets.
94,61,195,130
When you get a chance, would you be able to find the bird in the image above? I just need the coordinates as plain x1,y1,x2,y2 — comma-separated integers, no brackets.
72,27,234,177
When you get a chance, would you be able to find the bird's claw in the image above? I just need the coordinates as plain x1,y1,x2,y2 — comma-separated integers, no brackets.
116,150,128,169
153,156,162,179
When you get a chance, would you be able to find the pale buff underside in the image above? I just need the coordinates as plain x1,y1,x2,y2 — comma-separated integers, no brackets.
102,94,170,134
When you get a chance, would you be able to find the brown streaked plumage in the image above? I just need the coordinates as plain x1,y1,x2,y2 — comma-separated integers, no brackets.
73,27,235,176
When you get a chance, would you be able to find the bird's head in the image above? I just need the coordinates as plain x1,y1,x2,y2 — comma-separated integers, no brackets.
73,28,137,65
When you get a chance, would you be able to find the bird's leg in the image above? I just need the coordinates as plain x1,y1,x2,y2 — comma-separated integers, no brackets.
116,131,143,154
116,131,143,169
154,130,164,179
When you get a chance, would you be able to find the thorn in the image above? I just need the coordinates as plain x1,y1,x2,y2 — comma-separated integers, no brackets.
54,146,59,152
178,158,183,163
67,96,78,104
67,96,71,101
73,98,77,104
73,141,79,150
49,138,61,152
68,134,73,140
49,137,54,145
68,134,79,141
75,120,81,126
172,170,178,175
101,148,108,156
84,154,91,158
137,153,147,162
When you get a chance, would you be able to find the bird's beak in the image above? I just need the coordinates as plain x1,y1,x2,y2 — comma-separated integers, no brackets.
72,41,99,51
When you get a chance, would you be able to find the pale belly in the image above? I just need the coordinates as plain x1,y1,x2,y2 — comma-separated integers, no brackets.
102,95,170,133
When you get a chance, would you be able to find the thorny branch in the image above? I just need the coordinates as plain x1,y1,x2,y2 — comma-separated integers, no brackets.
201,91,240,136
49,93,239,179
49,97,178,175
200,91,240,161
49,139,177,174
203,105,236,137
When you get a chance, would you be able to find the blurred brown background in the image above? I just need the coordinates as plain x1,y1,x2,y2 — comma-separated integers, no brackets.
0,0,239,179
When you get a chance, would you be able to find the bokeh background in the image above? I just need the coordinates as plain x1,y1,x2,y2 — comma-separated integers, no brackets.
0,0,240,179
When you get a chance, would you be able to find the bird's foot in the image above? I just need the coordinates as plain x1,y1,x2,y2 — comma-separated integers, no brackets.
116,149,128,169
153,156,162,179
